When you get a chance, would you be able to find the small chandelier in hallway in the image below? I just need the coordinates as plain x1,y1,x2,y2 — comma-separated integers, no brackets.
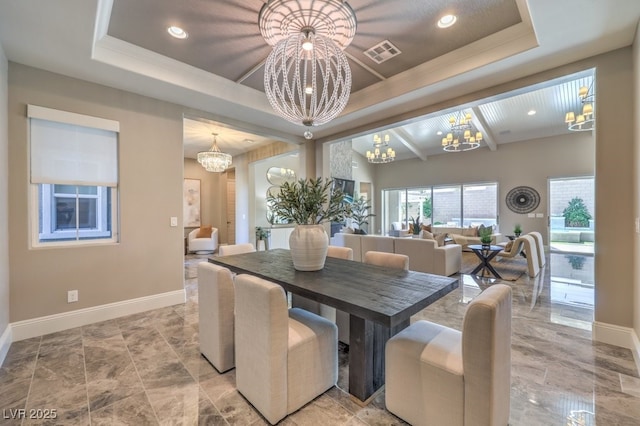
197,133,232,173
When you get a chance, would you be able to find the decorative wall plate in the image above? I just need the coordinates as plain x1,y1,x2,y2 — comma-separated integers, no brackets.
506,186,540,214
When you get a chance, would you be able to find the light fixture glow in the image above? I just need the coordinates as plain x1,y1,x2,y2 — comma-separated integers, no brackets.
167,26,188,39
527,110,536,116
437,14,457,28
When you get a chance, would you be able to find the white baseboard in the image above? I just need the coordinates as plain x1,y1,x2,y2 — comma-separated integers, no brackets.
11,289,185,342
0,324,12,366
592,321,635,349
632,330,640,376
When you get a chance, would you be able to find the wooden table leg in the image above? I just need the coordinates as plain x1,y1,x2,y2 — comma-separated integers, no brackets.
349,315,410,402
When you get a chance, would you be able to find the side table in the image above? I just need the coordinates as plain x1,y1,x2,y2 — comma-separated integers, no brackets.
467,244,503,279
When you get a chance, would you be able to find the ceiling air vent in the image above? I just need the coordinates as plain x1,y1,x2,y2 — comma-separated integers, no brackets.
364,40,402,64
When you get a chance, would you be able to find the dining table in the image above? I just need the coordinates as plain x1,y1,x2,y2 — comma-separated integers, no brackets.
209,248,459,403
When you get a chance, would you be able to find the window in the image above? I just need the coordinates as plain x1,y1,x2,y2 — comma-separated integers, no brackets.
28,105,119,247
382,182,498,235
38,184,113,242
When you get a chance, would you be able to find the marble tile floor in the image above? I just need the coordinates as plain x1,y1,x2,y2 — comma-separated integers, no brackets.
1,252,639,425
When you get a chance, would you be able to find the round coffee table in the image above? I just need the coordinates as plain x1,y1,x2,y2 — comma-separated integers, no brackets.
467,244,503,279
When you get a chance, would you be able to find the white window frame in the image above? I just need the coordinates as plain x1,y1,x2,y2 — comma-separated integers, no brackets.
38,184,113,241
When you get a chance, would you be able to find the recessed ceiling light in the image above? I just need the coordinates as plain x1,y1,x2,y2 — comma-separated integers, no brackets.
437,131,443,135
244,139,255,144
167,26,188,39
437,14,457,29
527,110,537,116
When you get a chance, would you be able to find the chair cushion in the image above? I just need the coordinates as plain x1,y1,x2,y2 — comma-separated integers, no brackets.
434,233,447,247
421,230,434,240
196,225,213,238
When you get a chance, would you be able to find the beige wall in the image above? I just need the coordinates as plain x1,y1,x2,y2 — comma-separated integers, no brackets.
8,64,185,322
594,48,635,329
0,45,9,339
374,132,595,242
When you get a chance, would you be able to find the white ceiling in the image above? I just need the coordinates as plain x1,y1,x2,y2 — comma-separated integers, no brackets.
0,1,638,162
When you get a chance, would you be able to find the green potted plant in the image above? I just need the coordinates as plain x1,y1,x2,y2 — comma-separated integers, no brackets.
266,177,350,271
255,226,271,250
563,197,592,228
409,216,421,235
479,226,493,249
351,196,375,234
514,223,522,237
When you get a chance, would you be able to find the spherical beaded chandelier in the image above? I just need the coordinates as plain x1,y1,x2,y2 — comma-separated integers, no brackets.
264,31,351,136
259,0,356,139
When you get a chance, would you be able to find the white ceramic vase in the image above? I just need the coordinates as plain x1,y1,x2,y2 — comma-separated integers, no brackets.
289,224,329,271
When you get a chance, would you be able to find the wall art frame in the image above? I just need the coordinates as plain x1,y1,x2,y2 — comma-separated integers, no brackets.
183,178,201,227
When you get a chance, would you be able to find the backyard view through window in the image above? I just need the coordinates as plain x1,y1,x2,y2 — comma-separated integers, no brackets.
549,177,594,254
383,183,498,234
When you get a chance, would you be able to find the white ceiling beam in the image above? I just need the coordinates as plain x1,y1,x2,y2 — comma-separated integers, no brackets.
471,106,497,151
388,128,428,161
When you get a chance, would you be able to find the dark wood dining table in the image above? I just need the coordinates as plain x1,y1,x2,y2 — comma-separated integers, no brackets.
209,248,458,402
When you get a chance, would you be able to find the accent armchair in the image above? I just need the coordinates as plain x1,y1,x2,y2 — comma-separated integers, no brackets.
187,227,218,254
499,235,540,277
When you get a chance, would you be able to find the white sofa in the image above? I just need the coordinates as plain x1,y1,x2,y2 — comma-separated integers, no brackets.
331,233,461,276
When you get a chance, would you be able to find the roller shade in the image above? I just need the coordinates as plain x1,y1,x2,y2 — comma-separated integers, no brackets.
28,105,118,187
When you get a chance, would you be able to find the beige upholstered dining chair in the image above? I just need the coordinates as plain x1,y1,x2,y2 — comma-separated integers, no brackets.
386,284,512,426
326,245,354,260
363,251,409,270
198,262,235,373
234,274,338,425
218,243,255,256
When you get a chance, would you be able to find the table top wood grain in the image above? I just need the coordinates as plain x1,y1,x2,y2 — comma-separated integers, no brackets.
209,248,458,328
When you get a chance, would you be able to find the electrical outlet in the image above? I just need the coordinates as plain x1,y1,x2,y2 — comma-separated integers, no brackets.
67,290,78,303
170,216,178,227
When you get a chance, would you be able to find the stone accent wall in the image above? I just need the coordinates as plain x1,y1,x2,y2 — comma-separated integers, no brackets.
330,140,352,180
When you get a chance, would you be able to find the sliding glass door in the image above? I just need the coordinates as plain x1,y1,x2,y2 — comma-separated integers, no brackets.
549,177,594,254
